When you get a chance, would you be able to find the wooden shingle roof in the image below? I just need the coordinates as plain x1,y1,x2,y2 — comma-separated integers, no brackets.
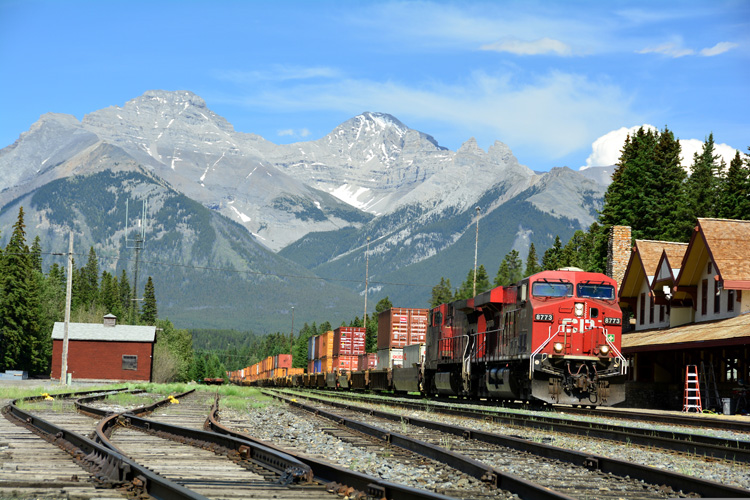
676,218,750,290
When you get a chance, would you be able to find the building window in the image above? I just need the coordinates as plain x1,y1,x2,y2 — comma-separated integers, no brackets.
714,281,721,314
701,280,708,316
659,305,665,322
122,355,138,371
639,293,645,325
728,289,735,312
708,261,712,274
649,295,654,324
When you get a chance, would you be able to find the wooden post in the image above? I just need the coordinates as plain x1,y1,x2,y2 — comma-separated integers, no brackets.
61,231,73,385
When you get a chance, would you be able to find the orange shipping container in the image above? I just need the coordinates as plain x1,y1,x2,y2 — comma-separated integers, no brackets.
316,331,334,359
333,354,358,372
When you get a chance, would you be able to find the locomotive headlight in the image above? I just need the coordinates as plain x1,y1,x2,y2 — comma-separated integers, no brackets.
553,342,564,353
600,345,610,355
574,302,584,317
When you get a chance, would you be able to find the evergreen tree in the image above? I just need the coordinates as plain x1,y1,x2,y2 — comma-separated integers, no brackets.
494,250,523,286
80,247,100,308
651,126,688,240
600,127,662,238
542,236,563,270
717,150,750,220
140,276,157,325
524,243,542,277
29,236,42,273
455,265,490,299
100,271,122,318
0,207,43,373
118,269,131,323
677,133,722,240
560,230,588,269
368,297,393,352
429,277,453,307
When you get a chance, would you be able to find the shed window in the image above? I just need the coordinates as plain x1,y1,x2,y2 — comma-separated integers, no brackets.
122,355,138,371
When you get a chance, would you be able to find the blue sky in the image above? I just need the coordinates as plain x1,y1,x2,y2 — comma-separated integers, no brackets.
1,0,748,171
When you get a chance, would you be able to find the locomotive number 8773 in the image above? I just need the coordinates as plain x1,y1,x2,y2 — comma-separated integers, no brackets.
423,268,627,406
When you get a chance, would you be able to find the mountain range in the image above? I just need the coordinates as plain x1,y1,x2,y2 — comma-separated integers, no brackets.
0,90,610,331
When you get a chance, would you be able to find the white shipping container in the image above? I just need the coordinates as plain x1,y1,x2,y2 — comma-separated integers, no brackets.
403,343,425,367
377,347,403,369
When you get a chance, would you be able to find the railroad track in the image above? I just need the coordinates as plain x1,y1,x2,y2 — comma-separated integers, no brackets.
269,389,750,498
292,389,750,462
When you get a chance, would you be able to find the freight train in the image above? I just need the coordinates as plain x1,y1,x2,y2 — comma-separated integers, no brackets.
229,268,627,407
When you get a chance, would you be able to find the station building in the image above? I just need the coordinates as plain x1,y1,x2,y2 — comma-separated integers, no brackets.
50,314,156,383
615,219,750,411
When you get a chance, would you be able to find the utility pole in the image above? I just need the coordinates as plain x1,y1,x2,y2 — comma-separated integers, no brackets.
363,236,370,331
473,207,481,297
61,231,73,385
126,198,147,324
290,306,295,354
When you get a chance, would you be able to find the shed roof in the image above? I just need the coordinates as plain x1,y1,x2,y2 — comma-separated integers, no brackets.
51,322,156,342
622,312,750,353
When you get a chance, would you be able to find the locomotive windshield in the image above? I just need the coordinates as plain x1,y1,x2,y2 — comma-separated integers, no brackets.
532,281,573,297
577,282,615,300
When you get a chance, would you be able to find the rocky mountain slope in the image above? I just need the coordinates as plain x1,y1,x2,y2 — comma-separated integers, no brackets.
0,90,608,329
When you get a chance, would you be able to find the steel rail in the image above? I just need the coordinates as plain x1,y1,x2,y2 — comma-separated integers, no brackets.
205,394,458,500
278,389,750,499
4,394,210,500
265,391,576,500
557,405,750,432
87,389,314,484
299,388,750,463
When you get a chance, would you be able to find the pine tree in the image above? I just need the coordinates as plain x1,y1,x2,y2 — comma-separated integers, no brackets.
0,207,43,373
717,150,750,220
524,243,542,277
30,236,42,273
542,236,563,270
456,265,490,299
651,126,688,240
679,133,721,239
100,271,122,318
495,250,523,286
140,276,157,325
430,277,453,307
81,247,99,307
118,269,131,323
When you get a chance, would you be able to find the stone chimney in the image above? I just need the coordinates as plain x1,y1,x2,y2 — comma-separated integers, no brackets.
607,225,632,287
103,314,117,327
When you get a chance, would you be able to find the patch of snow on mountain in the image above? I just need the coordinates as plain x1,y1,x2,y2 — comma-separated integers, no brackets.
331,183,371,209
230,206,252,223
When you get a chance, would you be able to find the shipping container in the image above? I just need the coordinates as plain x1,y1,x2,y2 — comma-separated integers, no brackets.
316,331,334,359
377,347,403,369
357,353,378,371
333,327,366,356
377,308,429,349
333,354,358,372
275,354,293,369
307,360,314,374
403,343,426,367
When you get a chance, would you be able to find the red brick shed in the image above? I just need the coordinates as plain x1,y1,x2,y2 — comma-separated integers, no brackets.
50,315,156,382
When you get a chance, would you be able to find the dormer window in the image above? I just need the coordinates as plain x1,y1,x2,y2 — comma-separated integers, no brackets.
707,261,712,274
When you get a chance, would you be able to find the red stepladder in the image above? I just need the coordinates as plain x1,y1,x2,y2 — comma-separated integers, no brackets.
683,365,703,412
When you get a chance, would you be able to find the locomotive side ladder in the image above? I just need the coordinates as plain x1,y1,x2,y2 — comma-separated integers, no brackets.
683,364,703,412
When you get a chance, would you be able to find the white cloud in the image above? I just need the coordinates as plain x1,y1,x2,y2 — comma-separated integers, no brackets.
700,42,738,57
278,128,311,139
583,126,742,170
480,37,572,56
582,124,658,169
216,65,341,84
637,42,694,57
232,70,639,159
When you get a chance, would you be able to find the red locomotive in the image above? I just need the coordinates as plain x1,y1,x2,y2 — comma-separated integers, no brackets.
424,268,626,406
